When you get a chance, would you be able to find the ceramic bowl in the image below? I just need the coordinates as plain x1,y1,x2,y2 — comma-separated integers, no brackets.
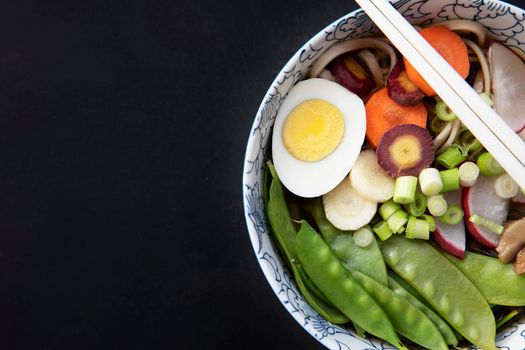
242,0,525,348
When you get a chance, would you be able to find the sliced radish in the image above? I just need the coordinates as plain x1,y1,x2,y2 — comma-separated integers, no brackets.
512,189,525,204
489,42,525,132
434,189,465,258
462,175,510,248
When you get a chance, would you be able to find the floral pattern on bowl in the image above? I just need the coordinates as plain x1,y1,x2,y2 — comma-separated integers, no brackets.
243,0,525,348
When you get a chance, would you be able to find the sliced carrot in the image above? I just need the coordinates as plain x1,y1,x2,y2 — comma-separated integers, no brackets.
404,26,470,96
365,87,427,148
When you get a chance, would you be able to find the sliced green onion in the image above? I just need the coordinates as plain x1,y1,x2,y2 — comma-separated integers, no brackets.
494,174,519,199
354,227,373,248
387,210,409,233
479,92,494,107
419,168,443,196
430,116,449,135
406,216,430,240
439,205,464,225
458,161,479,187
397,226,405,234
435,100,457,121
436,146,467,169
439,168,460,192
393,176,418,204
421,214,436,232
469,214,504,235
459,129,482,152
496,309,520,330
427,195,448,217
404,193,427,217
378,200,402,221
477,152,505,176
372,220,394,241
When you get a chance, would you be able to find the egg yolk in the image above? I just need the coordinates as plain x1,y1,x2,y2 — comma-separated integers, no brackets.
282,99,344,162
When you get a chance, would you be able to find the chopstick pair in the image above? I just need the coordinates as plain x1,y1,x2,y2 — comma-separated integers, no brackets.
355,0,525,190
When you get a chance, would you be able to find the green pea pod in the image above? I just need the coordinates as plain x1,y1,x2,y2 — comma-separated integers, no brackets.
388,276,458,346
296,221,407,350
266,162,349,324
388,270,430,307
446,251,525,306
307,198,388,286
296,261,332,306
353,270,448,350
380,236,497,350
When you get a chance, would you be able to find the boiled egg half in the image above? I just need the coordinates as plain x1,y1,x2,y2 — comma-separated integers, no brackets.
272,78,366,198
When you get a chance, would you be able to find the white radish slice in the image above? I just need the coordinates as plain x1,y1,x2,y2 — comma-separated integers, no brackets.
349,150,395,203
322,177,377,231
434,190,466,259
462,175,510,248
489,42,525,132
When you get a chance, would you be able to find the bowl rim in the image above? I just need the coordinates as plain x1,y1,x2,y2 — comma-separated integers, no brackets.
242,1,525,349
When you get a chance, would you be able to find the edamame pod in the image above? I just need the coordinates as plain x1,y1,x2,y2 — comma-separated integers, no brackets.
446,251,525,306
380,236,497,350
307,199,388,285
296,222,407,350
388,276,458,346
353,270,448,350
266,162,349,324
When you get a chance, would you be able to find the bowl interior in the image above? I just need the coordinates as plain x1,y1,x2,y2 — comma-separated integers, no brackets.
243,0,525,348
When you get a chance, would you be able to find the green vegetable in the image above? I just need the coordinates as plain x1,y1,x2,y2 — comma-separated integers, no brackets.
404,193,427,217
469,214,504,235
439,168,460,192
421,214,436,232
308,199,388,286
427,195,447,217
496,310,520,330
266,162,349,324
352,270,448,350
436,146,467,169
296,222,406,349
438,204,464,225
388,276,458,346
435,100,457,121
406,216,430,240
379,200,402,221
418,168,443,196
430,116,448,134
379,237,497,350
458,161,479,187
393,176,418,204
476,152,505,176
387,210,408,234
354,227,373,248
372,220,394,241
459,129,482,152
446,252,525,306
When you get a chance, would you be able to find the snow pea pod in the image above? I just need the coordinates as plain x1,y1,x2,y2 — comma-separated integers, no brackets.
307,199,388,285
266,162,349,324
353,270,448,350
380,236,497,350
388,276,458,346
296,221,406,350
446,251,525,306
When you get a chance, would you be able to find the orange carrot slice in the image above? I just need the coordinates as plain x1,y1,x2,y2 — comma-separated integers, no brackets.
404,26,470,96
365,87,427,148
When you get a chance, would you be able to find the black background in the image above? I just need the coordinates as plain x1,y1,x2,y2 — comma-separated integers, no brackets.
1,0,524,349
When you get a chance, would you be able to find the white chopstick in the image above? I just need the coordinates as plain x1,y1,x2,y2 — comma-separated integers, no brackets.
355,0,525,190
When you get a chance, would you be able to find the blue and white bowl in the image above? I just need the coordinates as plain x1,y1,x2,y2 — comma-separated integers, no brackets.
242,0,525,348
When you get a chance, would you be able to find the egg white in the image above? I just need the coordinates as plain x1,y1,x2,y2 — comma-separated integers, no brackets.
272,78,366,198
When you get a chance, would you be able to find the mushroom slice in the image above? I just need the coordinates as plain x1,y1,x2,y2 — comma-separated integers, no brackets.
489,42,525,132
309,38,398,79
429,20,487,46
513,246,525,274
496,217,525,263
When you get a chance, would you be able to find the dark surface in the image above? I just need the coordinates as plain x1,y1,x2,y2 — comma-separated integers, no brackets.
1,0,525,349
